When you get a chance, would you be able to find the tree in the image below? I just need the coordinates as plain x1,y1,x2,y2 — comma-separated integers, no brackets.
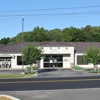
62,27,73,42
62,27,81,42
83,46,100,70
46,28,62,41
0,37,10,44
32,26,47,42
22,44,44,72
6,25,100,43
8,37,16,44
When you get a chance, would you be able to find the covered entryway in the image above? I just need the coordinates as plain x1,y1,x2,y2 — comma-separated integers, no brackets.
43,55,63,68
0,55,12,68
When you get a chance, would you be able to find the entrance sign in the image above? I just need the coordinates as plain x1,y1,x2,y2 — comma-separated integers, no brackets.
49,49,60,53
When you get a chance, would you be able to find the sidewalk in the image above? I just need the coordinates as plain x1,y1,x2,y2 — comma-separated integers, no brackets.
1,88,100,100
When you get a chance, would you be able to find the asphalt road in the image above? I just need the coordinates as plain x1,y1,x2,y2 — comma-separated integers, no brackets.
1,76,100,91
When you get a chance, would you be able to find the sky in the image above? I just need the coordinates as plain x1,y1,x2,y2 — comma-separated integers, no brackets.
0,0,100,39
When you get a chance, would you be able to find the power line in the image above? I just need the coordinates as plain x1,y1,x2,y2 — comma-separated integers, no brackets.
0,11,100,18
0,13,98,22
0,5,100,13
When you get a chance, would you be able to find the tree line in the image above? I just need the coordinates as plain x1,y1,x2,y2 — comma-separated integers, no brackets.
1,25,100,44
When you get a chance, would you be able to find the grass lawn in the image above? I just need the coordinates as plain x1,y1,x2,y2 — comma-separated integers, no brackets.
0,73,37,79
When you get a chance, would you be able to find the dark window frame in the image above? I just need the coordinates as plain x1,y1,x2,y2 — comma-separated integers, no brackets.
77,55,88,65
17,56,27,65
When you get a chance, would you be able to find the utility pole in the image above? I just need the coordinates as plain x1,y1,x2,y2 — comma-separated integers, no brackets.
22,18,24,71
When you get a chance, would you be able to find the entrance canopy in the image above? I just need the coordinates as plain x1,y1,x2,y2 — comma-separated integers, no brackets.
0,54,12,58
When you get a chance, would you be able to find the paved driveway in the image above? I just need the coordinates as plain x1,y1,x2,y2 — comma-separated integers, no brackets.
0,68,100,78
38,69,100,78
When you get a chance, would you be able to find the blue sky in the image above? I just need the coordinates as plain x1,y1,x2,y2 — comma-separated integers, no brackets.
0,0,100,39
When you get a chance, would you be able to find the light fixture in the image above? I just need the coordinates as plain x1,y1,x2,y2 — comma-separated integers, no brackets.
12,55,15,59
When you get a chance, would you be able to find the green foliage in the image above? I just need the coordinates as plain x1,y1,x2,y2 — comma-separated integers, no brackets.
22,44,44,72
32,26,47,42
0,74,35,79
87,69,100,73
22,44,43,65
25,66,38,74
72,66,85,70
8,37,16,44
32,66,38,70
2,25,100,44
25,66,31,74
62,27,80,42
46,28,62,41
61,28,72,42
83,46,100,67
0,37,10,44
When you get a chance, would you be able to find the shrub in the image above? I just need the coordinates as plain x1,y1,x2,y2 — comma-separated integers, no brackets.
32,66,38,70
88,69,100,73
72,66,85,70
25,66,37,74
25,66,30,74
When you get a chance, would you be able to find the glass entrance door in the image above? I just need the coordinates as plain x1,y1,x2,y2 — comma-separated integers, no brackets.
44,55,63,68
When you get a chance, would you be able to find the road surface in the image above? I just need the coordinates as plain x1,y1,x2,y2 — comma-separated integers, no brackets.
0,76,100,91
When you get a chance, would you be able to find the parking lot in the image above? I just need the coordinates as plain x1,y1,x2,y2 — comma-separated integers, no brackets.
0,68,100,78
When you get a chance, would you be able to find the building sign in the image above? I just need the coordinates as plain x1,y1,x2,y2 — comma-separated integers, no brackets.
64,59,68,62
49,49,60,53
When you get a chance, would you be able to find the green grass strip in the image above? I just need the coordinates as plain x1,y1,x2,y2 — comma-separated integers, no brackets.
0,74,36,79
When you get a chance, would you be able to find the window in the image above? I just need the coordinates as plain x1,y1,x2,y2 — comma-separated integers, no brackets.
77,55,88,65
17,56,22,65
44,56,50,67
0,59,2,67
17,56,27,65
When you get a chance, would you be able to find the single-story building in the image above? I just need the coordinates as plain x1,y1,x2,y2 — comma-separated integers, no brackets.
0,41,100,69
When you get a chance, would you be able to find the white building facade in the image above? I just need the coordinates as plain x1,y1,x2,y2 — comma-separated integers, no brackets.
0,41,100,69
39,46,74,69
